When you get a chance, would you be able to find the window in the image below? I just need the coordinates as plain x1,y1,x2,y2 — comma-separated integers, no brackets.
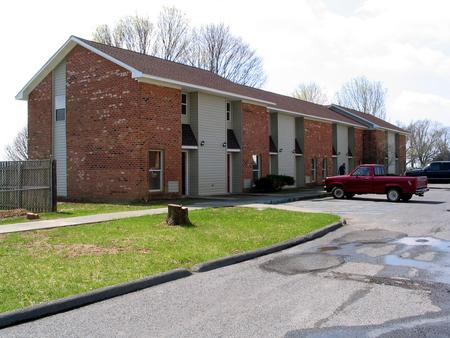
226,102,231,121
56,108,66,121
374,166,385,176
353,167,370,176
149,151,163,191
252,154,261,182
311,158,317,182
181,93,187,115
428,162,441,171
442,162,450,170
322,158,327,179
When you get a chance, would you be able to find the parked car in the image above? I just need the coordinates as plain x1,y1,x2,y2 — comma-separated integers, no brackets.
405,161,450,182
325,164,429,202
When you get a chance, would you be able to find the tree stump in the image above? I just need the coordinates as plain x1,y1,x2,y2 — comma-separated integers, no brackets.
26,212,40,220
166,204,190,225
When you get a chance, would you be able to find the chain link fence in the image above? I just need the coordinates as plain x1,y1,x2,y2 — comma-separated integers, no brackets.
0,159,56,212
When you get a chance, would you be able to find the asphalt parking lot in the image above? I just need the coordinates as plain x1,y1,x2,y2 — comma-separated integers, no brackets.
2,184,450,337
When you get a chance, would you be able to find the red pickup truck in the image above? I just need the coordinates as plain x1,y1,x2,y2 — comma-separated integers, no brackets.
325,164,429,202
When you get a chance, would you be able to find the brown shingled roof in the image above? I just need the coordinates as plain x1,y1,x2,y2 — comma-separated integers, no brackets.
78,37,367,128
332,105,406,133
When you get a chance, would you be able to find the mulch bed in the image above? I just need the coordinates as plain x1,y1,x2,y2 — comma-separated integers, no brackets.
0,209,28,219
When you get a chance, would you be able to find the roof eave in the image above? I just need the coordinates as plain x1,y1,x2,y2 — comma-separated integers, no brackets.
330,104,409,135
135,73,275,106
16,36,143,101
268,106,366,129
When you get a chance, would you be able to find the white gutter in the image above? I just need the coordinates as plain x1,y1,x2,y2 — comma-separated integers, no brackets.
136,74,275,106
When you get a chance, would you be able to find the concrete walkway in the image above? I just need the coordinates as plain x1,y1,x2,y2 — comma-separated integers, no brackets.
0,188,328,234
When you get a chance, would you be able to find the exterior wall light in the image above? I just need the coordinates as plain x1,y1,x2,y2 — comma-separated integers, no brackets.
200,140,205,146
279,148,283,153
223,142,227,148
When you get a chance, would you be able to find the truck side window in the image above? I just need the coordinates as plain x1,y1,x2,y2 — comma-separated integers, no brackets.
353,167,370,176
374,166,385,176
429,163,441,171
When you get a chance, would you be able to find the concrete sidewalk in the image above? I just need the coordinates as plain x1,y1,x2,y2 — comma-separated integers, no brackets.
0,188,328,234
0,208,184,234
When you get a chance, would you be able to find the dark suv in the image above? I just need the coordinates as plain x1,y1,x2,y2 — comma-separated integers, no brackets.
406,161,450,182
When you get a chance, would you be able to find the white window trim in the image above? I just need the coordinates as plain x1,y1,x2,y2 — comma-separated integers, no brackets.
322,158,327,179
149,150,163,192
226,101,231,121
227,148,240,153
182,145,198,150
311,158,317,182
252,154,261,182
181,93,188,115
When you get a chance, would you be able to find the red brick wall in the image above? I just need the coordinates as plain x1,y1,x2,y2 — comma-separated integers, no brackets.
354,128,364,165
28,73,52,160
363,130,386,164
241,103,269,188
304,120,332,184
66,45,181,202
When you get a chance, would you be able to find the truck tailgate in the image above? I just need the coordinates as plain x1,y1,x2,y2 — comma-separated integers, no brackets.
416,176,428,189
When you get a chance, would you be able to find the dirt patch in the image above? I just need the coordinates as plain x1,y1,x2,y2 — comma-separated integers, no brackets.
0,209,28,219
22,235,151,257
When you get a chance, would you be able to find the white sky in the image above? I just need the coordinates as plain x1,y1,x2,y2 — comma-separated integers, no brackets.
1,0,450,159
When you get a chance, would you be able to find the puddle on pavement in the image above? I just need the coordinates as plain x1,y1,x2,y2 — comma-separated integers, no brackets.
260,253,344,275
394,237,450,252
259,230,450,284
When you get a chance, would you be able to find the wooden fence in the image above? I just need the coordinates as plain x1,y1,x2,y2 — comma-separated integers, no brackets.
0,159,56,212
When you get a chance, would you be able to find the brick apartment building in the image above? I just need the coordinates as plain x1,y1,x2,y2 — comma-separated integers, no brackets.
17,36,407,201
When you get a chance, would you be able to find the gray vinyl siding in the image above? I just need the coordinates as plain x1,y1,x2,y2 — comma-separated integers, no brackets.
332,124,338,175
348,127,355,171
197,92,227,195
277,114,296,181
269,113,279,174
231,101,242,193
295,117,305,186
336,124,348,174
188,93,199,195
53,61,67,197
387,131,396,174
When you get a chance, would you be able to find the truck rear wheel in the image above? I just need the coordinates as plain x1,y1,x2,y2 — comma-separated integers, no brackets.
332,186,345,199
386,188,401,202
401,193,413,202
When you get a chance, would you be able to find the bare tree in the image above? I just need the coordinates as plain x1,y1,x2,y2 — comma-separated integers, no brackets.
93,25,114,46
154,7,190,61
293,82,328,104
93,15,154,54
188,24,265,87
115,15,154,54
92,10,266,87
336,76,387,119
5,127,28,161
434,127,450,161
404,120,448,168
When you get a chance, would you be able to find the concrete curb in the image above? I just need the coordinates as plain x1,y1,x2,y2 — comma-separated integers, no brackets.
0,268,191,329
192,219,345,273
266,192,330,204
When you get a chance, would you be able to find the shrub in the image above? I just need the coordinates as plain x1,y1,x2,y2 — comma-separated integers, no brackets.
253,175,295,192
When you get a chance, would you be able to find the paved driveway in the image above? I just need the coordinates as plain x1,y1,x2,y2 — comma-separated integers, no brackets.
2,185,450,337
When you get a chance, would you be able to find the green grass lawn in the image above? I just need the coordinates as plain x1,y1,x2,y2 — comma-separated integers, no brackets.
0,200,193,225
0,207,338,313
